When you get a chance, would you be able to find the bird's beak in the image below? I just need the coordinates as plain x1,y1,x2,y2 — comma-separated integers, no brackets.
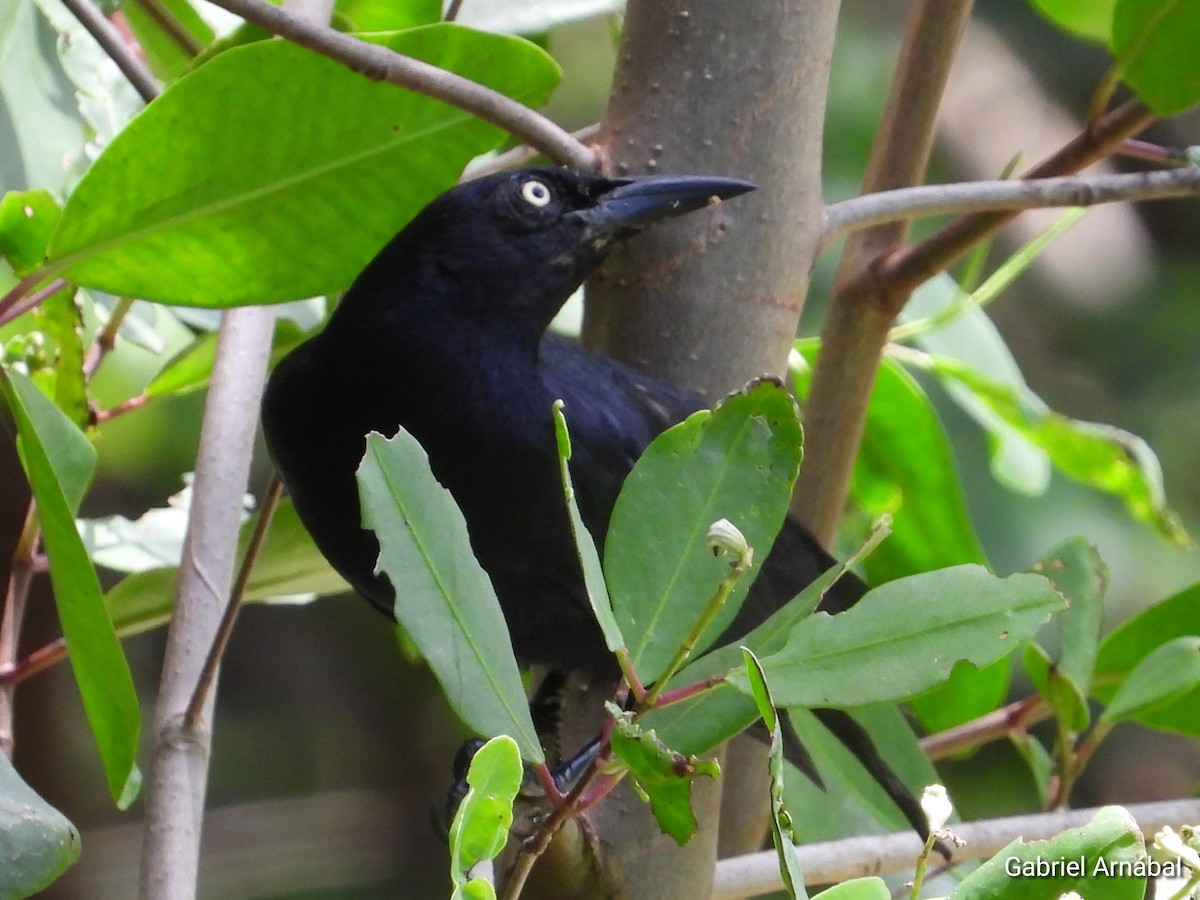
577,174,757,236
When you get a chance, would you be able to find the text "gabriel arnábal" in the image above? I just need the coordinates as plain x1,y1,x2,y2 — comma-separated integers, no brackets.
1005,855,1189,878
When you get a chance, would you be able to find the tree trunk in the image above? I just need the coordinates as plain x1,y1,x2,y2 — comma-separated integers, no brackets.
543,1,843,896
585,0,840,400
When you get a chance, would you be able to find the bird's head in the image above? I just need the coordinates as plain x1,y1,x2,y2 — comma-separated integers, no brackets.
346,167,756,343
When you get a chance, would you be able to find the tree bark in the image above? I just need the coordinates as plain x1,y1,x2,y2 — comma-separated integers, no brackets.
559,1,843,896
585,0,840,400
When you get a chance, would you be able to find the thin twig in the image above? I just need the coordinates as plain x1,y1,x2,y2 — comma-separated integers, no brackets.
712,798,1200,900
500,751,611,900
128,0,205,57
0,637,67,687
82,297,136,380
0,279,69,326
465,123,603,180
0,276,67,328
797,95,1156,550
1116,138,1192,167
203,0,595,170
184,477,283,727
58,0,160,103
919,694,1051,760
0,506,40,759
820,166,1200,253
860,98,1156,309
444,0,464,22
94,393,149,423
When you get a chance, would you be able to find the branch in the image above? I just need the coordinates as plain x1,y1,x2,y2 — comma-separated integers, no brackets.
0,508,39,758
137,309,276,900
203,0,595,170
821,166,1200,252
0,278,70,329
711,798,1200,900
58,0,160,103
794,0,972,546
128,0,205,58
797,92,1154,547
919,695,1052,761
466,123,602,179
855,97,1156,310
184,477,283,726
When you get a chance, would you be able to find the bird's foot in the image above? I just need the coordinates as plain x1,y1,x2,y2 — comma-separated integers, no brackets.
438,734,604,835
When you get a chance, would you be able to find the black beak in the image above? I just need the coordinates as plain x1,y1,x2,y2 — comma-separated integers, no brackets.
575,174,757,236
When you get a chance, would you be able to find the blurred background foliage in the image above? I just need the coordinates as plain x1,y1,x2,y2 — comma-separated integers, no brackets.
3,0,1198,896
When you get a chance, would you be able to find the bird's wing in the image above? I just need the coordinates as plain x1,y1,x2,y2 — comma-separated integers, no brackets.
539,333,863,616
538,333,705,546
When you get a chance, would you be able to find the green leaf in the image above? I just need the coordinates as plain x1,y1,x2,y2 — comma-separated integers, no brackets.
606,705,719,846
102,498,348,637
606,381,803,683
30,0,145,158
146,318,313,400
949,806,1145,900
31,286,88,429
46,24,561,305
920,352,1188,545
742,648,808,900
1031,538,1108,696
645,571,942,842
793,348,988,583
3,281,88,432
1009,726,1054,808
0,190,59,275
81,475,252,574
239,498,352,603
909,661,1011,741
1029,0,1115,43
645,566,844,757
357,430,542,763
121,0,214,82
783,706,939,843
732,567,1065,708
451,881,495,900
0,753,80,897
0,368,140,806
337,0,441,30
553,402,624,654
0,0,89,195
1023,642,1089,734
795,343,1001,734
1093,582,1200,736
1099,636,1200,727
812,878,890,900
1021,540,1108,737
448,735,522,889
1113,0,1200,116
902,275,1052,496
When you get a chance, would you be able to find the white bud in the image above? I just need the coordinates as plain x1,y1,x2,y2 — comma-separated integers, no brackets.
920,784,953,832
707,519,750,561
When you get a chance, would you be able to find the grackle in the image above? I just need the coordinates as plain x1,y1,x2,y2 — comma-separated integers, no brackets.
261,167,929,839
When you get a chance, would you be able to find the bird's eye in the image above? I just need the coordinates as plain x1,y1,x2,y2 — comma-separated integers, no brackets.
520,180,552,207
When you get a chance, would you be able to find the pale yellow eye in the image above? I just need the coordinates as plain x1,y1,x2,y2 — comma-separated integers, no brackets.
521,180,552,207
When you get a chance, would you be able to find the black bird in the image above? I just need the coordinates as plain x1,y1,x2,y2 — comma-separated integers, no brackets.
261,166,927,838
